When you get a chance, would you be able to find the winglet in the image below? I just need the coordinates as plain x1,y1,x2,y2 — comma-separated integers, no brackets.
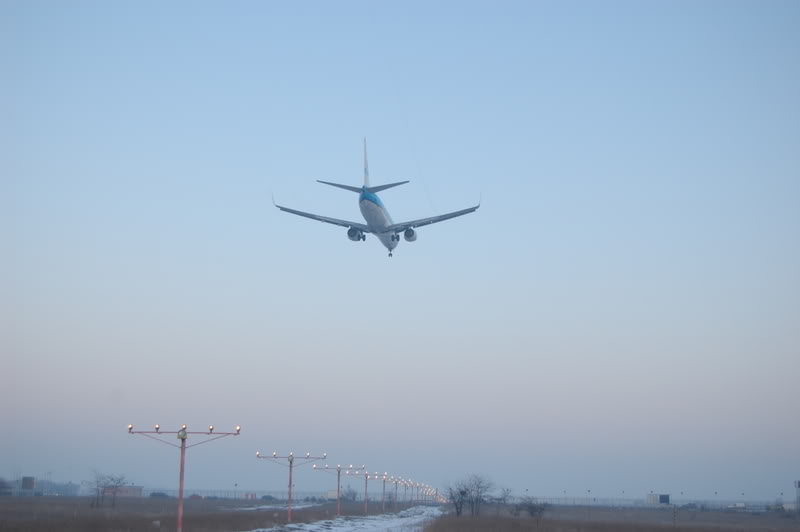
363,137,370,188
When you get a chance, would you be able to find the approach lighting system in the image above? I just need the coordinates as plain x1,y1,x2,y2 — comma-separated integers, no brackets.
127,422,241,532
257,449,326,522
314,463,366,516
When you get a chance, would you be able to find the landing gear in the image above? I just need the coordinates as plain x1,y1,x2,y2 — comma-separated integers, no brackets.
388,252,393,257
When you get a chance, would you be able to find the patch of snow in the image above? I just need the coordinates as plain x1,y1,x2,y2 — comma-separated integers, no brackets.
236,502,321,512
248,505,443,532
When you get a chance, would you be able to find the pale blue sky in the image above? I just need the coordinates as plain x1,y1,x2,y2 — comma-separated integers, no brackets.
3,1,799,500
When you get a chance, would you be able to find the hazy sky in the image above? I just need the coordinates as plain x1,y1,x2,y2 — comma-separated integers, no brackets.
3,1,799,501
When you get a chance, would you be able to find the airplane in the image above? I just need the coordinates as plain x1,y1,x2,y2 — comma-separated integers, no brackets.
274,139,479,257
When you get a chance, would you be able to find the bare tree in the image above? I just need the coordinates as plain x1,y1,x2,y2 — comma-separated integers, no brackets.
516,496,547,525
466,474,494,517
496,487,513,515
446,480,469,516
341,484,357,502
85,471,107,508
105,474,127,509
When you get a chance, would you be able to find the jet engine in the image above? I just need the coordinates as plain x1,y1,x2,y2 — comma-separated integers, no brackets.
404,228,417,242
347,228,365,241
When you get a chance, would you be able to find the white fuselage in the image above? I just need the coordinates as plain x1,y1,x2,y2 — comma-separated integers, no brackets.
359,188,397,251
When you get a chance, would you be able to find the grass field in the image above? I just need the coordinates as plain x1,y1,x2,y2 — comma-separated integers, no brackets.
424,505,800,532
3,498,798,532
0,496,419,532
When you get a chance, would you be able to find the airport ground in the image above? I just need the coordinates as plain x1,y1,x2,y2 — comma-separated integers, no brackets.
0,496,413,532
426,504,800,532
1,497,798,531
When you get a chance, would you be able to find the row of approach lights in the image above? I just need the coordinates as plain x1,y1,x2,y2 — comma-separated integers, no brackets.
128,425,445,514
128,426,441,500
128,424,241,435
257,451,326,459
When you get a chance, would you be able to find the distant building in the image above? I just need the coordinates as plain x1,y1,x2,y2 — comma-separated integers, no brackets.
646,493,670,505
52,482,80,497
103,485,143,498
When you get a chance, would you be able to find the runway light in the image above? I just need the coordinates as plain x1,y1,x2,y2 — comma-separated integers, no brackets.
154,424,160,432
209,425,214,433
128,424,133,432
256,451,261,457
235,426,241,434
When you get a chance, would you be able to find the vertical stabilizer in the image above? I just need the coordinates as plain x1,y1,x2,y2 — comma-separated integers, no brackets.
363,137,370,188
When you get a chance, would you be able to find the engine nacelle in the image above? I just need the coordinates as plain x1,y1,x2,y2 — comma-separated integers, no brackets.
404,228,417,242
347,228,365,241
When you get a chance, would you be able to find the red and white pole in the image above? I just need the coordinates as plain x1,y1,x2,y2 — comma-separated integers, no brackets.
177,436,186,532
382,475,386,512
364,474,369,514
287,455,294,522
336,467,341,516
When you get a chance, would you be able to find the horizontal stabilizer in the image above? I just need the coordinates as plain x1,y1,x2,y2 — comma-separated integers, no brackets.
317,180,363,193
366,181,410,194
317,180,410,194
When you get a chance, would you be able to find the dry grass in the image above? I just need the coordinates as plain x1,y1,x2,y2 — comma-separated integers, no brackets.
425,516,700,531
425,507,800,532
0,496,418,532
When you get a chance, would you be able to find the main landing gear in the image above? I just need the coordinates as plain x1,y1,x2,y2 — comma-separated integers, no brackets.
388,251,393,258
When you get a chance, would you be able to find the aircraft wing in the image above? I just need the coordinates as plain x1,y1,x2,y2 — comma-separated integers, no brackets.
274,202,371,233
387,204,480,233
